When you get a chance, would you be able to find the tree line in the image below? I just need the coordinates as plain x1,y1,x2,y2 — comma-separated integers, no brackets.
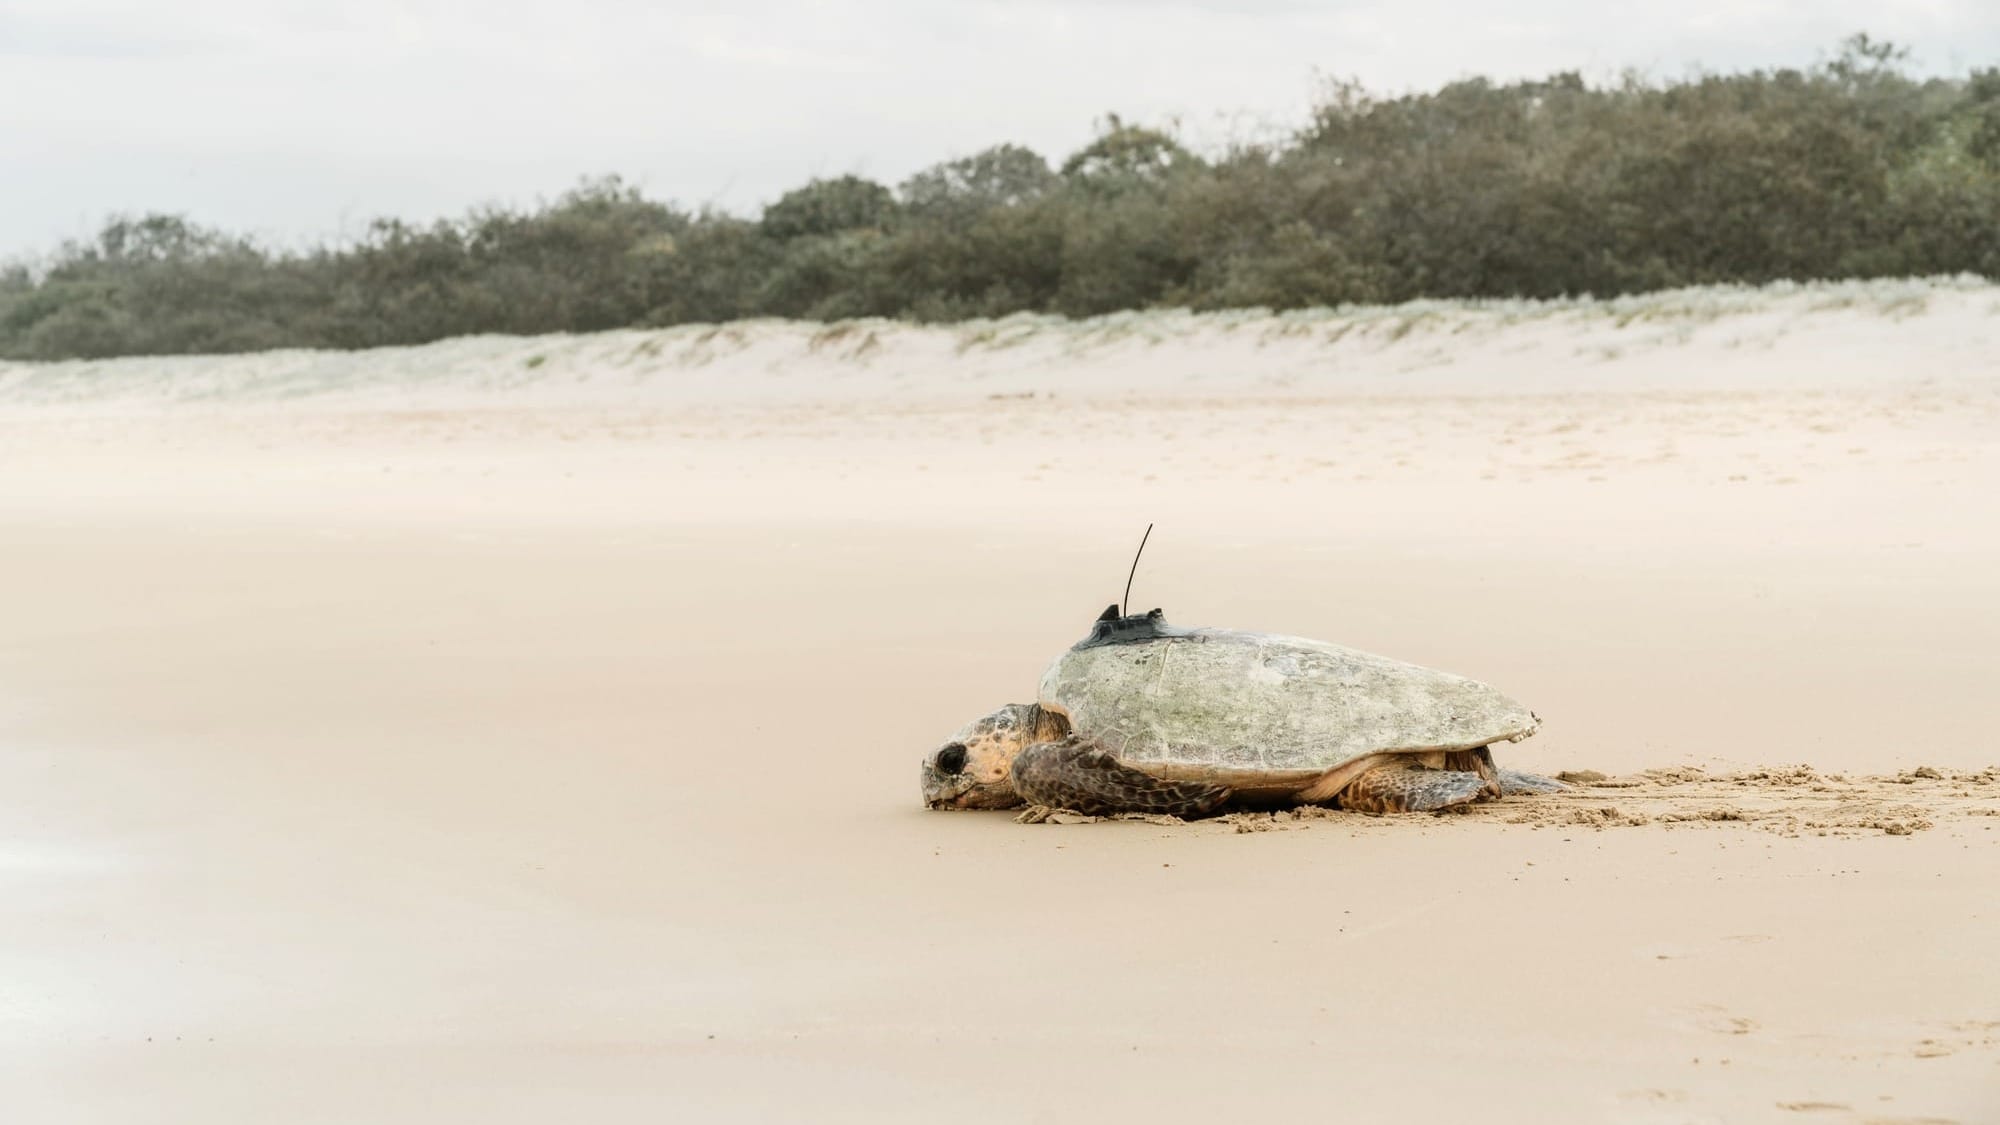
4,36,1996,361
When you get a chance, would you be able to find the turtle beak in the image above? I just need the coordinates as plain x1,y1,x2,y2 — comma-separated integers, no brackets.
927,778,1024,811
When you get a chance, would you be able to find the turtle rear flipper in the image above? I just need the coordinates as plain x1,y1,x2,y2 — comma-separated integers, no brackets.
1338,762,1489,814
1495,768,1566,796
1012,737,1231,818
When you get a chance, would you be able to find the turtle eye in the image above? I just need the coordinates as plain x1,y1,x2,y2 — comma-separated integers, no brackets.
936,744,968,774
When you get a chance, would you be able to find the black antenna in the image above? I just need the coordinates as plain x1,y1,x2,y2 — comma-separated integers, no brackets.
1121,523,1154,617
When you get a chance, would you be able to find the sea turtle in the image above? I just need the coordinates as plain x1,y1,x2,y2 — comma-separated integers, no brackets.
921,605,1562,817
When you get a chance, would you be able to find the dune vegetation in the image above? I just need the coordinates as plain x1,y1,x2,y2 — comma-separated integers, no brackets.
3,35,1996,361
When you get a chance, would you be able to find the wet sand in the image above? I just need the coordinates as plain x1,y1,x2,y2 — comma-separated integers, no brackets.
2,285,1998,1122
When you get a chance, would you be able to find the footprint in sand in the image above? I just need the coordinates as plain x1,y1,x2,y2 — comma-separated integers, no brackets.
1647,1004,1763,1039
1618,1088,1688,1104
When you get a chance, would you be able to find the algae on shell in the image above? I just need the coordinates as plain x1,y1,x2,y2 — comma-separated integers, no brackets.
1037,628,1539,775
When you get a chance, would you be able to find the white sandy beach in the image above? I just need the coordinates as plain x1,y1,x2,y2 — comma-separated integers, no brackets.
1,278,1997,1123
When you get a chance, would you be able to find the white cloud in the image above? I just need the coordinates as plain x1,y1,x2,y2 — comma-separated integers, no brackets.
2,0,1995,253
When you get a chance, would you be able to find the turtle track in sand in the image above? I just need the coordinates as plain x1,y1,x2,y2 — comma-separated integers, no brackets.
1495,764,1998,837
1016,765,2000,836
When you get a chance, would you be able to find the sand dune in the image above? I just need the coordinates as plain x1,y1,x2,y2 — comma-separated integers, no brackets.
2,275,1994,412
1,280,1996,1123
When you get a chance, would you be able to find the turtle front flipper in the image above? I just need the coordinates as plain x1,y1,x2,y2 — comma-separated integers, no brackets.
1337,762,1490,814
1012,737,1231,818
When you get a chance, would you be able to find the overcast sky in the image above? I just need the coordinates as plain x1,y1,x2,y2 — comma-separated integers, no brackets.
3,0,1996,256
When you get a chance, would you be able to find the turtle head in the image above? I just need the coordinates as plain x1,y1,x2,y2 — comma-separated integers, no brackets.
922,703,1068,810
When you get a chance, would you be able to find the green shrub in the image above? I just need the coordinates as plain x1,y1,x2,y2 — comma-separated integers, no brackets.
2,36,1993,360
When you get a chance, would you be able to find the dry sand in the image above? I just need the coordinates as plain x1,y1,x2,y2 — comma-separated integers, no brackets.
1,279,1997,1122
